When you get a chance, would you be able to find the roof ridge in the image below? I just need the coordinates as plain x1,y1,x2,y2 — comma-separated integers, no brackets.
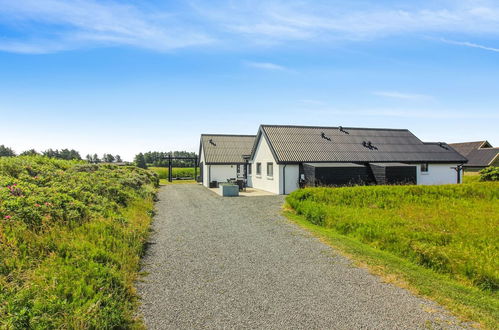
260,124,410,132
201,134,256,137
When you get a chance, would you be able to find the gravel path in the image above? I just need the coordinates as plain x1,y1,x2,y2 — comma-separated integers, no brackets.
138,184,466,329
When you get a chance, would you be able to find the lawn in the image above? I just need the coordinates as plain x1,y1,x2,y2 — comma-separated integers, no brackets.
285,182,499,328
0,156,159,328
149,167,197,180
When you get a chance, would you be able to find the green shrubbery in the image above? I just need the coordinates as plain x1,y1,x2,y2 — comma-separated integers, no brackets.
0,156,159,328
287,183,499,292
479,166,499,181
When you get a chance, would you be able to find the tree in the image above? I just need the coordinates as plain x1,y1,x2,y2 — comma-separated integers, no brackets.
20,149,39,156
103,154,115,163
115,155,122,163
134,153,147,169
86,154,93,163
92,154,101,163
0,145,16,157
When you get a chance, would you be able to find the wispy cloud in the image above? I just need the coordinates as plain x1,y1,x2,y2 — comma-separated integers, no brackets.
441,38,499,53
244,61,287,71
2,0,499,53
306,107,499,120
372,91,432,101
299,99,325,105
191,0,499,43
0,0,213,53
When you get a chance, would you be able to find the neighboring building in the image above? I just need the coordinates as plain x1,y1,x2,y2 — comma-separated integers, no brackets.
198,134,256,188
249,125,467,194
449,141,499,171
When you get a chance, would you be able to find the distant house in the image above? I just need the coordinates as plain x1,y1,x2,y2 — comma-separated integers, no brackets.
199,125,467,195
198,134,256,188
249,125,467,194
449,141,499,171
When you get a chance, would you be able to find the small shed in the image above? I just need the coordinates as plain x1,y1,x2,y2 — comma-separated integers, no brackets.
369,163,417,185
303,163,374,187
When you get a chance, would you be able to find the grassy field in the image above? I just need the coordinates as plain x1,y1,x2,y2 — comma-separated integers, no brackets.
0,156,159,328
463,170,481,183
149,167,197,180
285,182,499,328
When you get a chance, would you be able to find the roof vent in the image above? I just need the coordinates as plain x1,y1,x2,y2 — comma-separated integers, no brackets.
209,139,216,146
362,140,378,150
438,142,449,150
338,126,349,134
320,132,331,141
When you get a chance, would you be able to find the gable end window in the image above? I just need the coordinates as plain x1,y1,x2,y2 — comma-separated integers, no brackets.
267,162,273,178
421,163,429,173
256,163,262,176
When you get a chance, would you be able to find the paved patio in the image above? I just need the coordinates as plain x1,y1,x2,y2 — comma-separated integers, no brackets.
208,186,276,197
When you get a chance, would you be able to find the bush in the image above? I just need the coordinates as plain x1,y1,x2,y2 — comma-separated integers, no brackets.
0,156,159,328
479,166,499,181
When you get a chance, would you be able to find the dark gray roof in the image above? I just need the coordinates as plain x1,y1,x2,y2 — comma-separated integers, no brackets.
200,134,256,164
448,141,498,167
253,125,467,164
449,141,490,157
464,148,499,167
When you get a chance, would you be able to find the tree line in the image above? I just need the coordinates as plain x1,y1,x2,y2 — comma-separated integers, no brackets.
0,145,123,163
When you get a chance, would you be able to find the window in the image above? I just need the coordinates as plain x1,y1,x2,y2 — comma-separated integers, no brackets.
421,163,429,173
267,162,273,178
237,165,241,176
256,163,261,176
248,164,252,175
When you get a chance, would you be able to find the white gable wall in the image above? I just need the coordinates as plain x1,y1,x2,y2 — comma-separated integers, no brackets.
251,135,280,194
199,147,208,187
417,163,460,185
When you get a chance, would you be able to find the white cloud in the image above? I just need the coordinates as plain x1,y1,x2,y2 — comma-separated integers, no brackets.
0,0,213,53
2,0,499,53
191,0,499,42
245,61,287,71
441,38,499,53
372,91,432,101
307,107,499,120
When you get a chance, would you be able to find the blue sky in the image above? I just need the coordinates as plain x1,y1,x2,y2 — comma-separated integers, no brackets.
0,0,498,160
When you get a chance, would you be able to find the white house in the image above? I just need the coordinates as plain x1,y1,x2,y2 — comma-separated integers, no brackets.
198,134,255,188
249,125,467,195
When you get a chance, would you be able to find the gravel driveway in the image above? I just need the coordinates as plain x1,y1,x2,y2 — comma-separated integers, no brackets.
138,184,466,329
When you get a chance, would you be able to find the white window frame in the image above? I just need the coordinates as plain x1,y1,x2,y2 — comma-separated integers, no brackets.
421,163,429,174
256,162,262,177
266,162,274,179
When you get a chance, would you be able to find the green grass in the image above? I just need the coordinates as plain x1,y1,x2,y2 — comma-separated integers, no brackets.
159,179,197,185
149,167,197,180
463,172,481,183
285,183,499,328
0,156,158,328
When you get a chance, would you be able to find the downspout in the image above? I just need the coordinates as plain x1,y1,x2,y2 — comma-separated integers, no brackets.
208,165,211,186
282,164,287,195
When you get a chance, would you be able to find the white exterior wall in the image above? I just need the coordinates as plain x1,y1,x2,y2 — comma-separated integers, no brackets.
199,149,209,187
416,163,460,185
208,165,238,185
251,136,281,194
199,146,239,187
246,163,253,188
